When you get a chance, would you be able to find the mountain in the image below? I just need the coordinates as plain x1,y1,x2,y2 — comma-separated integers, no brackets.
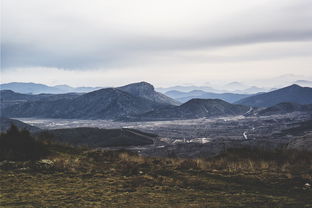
59,88,164,119
0,82,101,94
53,85,75,92
2,83,175,119
235,84,312,107
37,128,155,147
0,117,41,133
165,90,250,103
224,82,247,90
118,82,180,105
256,103,312,116
125,99,250,121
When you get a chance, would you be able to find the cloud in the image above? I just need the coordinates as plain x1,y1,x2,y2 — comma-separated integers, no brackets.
1,0,312,70
1,0,312,88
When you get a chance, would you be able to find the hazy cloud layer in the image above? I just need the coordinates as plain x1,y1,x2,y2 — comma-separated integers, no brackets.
1,0,312,86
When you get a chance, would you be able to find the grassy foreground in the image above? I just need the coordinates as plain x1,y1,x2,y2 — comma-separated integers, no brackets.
1,143,312,208
0,127,312,207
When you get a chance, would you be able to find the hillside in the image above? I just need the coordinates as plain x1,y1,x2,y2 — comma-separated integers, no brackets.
236,84,312,107
37,127,155,147
257,102,312,116
126,99,250,121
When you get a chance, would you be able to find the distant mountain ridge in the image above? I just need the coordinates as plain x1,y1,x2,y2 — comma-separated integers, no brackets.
0,82,101,94
165,90,250,103
156,85,223,93
294,80,312,87
157,83,268,94
235,84,312,107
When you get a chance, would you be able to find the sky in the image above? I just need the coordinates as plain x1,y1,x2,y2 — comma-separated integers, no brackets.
1,0,312,88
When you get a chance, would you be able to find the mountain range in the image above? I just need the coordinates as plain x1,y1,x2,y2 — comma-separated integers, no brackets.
1,82,312,120
1,82,177,119
235,84,312,107
156,82,269,94
124,99,250,121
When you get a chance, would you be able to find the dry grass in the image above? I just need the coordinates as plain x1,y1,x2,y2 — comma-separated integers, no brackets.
1,145,312,208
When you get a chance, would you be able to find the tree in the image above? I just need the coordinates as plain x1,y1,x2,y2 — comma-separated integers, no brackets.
0,125,47,161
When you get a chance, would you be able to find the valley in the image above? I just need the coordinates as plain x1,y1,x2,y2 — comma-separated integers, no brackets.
13,111,311,158
16,112,310,140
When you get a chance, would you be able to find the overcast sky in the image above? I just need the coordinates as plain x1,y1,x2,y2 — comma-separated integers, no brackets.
1,0,312,87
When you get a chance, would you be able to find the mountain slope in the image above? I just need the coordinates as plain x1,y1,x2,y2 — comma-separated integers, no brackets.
125,99,250,121
118,82,180,105
37,127,155,147
165,90,250,103
235,84,312,107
